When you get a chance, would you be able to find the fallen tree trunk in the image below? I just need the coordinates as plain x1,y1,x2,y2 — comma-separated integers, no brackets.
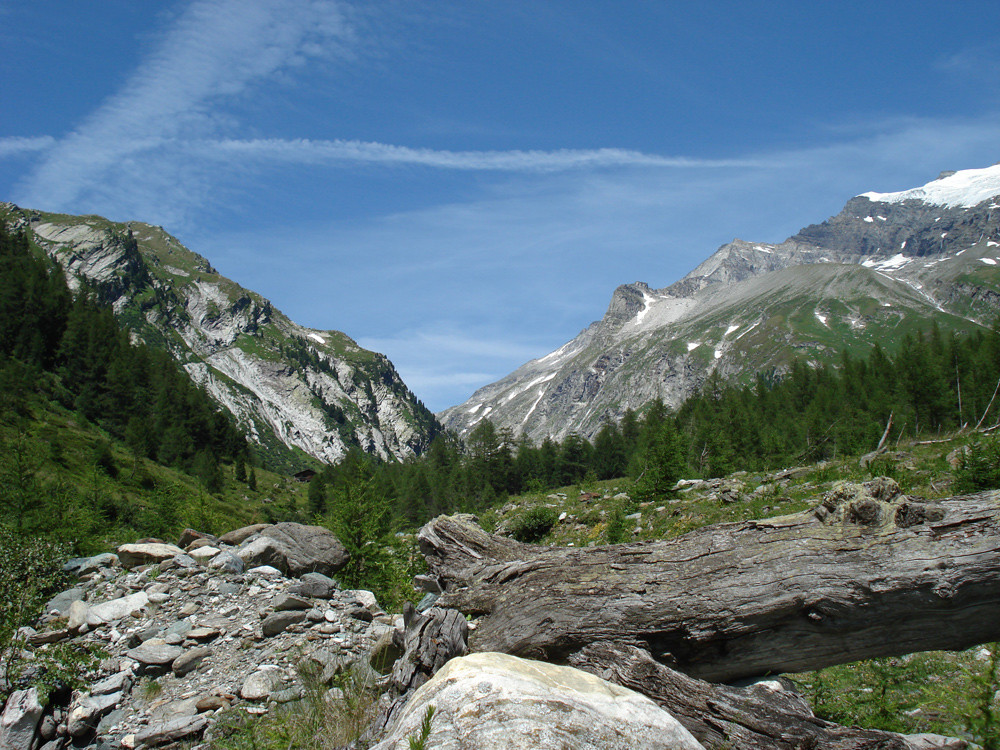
569,641,966,750
418,481,1000,682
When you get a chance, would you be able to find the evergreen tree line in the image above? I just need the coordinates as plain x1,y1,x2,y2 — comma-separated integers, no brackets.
0,221,246,471
299,323,1000,526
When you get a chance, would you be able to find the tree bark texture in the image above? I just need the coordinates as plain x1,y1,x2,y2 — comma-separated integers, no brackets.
418,482,1000,683
568,641,966,750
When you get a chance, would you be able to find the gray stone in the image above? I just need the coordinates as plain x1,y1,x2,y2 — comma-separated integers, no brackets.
272,593,311,611
207,550,244,575
67,691,121,737
370,653,705,750
38,714,57,741
126,642,184,668
290,572,339,599
91,670,132,696
149,697,200,722
261,611,307,637
237,522,349,577
64,553,119,576
217,581,242,596
133,714,208,747
218,523,269,546
117,543,186,569
96,707,126,737
86,591,149,627
188,545,220,563
239,669,283,701
165,620,193,638
246,564,284,578
172,647,212,677
0,687,44,750
45,587,85,615
186,626,220,642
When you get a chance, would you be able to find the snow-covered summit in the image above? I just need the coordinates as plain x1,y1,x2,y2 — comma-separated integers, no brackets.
860,163,1000,208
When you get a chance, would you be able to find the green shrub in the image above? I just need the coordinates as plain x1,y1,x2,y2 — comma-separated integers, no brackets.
0,527,70,698
955,438,1000,493
509,506,558,543
604,505,628,544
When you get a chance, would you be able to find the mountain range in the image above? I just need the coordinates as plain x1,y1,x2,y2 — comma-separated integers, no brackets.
438,165,1000,443
5,164,1000,464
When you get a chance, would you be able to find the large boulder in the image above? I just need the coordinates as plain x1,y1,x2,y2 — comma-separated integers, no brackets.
370,652,705,750
219,523,269,546
85,591,150,628
236,523,349,577
0,688,44,750
117,543,186,569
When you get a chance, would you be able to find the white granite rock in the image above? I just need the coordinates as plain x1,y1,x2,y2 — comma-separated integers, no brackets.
371,652,705,750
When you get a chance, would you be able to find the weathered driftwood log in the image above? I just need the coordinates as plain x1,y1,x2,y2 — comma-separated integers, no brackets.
353,603,468,747
569,641,967,750
418,481,1000,682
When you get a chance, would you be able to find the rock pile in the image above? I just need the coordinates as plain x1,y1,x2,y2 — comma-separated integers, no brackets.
2,523,390,750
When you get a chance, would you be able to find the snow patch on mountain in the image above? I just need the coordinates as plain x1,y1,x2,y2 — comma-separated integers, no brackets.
862,254,912,271
860,164,1000,208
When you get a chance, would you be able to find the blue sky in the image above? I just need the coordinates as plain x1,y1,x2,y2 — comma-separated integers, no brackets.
3,1,1000,412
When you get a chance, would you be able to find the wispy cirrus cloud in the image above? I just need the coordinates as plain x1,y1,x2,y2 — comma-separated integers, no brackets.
0,136,56,158
11,0,765,225
197,137,766,171
15,0,356,217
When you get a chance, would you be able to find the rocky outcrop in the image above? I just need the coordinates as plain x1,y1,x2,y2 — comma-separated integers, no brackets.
370,652,706,750
2,204,440,465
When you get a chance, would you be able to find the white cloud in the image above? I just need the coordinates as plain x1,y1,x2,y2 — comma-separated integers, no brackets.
0,136,56,158
197,137,766,171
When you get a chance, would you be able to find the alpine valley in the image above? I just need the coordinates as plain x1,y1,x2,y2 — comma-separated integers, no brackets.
0,203,440,469
439,164,1000,443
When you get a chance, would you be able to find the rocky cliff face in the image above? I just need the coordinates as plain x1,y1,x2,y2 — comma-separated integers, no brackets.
439,164,1000,443
1,204,439,467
